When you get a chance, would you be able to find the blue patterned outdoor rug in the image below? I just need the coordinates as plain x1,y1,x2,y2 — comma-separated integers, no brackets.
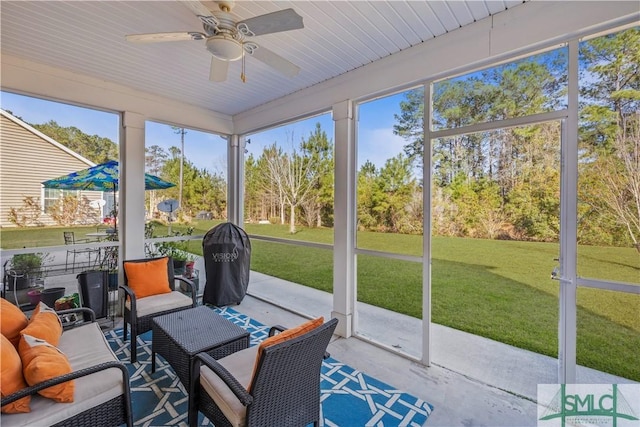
105,306,433,426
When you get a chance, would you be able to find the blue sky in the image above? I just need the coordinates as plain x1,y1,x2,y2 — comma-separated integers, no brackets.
1,90,408,173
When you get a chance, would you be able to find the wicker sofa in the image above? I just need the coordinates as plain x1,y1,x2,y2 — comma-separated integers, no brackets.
1,308,133,427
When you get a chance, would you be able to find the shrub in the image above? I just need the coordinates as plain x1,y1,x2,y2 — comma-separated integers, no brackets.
153,227,195,261
48,195,99,226
8,196,43,227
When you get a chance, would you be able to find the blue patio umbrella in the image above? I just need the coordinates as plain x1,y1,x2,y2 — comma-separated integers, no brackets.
42,160,175,192
42,160,175,227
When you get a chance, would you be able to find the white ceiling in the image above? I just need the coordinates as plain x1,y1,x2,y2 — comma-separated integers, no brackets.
1,1,526,117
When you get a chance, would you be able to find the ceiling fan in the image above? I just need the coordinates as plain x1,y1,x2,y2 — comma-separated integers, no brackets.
125,0,303,82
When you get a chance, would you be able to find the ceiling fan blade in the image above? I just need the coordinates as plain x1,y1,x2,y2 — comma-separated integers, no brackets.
180,0,219,28
209,56,229,82
247,44,300,78
125,32,205,43
237,9,303,37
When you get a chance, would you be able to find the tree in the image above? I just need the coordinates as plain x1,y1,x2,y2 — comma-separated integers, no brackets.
190,167,227,219
261,144,288,225
579,28,640,249
146,145,168,175
160,154,226,220
32,120,118,163
244,154,262,221
357,160,380,230
300,123,334,227
475,182,505,239
580,115,640,249
394,89,424,169
146,145,169,219
374,154,418,233
263,139,320,234
392,52,567,241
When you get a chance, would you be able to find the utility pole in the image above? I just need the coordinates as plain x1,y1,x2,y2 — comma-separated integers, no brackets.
172,127,187,217
179,128,184,213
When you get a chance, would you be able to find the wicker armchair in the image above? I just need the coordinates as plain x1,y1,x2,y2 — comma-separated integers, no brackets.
120,256,197,362
188,317,338,427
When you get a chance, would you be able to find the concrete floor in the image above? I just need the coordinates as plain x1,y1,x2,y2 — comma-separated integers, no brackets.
39,264,638,427
234,290,538,427
242,272,637,427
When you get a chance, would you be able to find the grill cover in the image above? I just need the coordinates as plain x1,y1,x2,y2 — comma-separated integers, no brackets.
202,222,251,306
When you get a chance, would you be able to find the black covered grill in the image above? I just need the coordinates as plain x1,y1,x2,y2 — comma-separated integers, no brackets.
202,222,251,306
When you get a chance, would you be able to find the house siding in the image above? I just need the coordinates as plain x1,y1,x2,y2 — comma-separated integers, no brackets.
0,113,103,227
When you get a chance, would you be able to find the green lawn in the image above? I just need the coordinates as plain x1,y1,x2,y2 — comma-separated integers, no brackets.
2,222,638,380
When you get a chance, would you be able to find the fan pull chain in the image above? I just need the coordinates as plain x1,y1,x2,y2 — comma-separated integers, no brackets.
241,49,247,83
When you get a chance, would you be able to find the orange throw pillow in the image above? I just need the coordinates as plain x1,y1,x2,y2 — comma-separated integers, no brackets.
30,301,43,318
0,334,30,413
124,257,171,299
19,334,74,403
1,298,29,348
21,303,62,347
249,317,324,392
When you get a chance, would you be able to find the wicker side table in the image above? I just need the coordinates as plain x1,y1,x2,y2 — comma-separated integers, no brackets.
151,306,249,391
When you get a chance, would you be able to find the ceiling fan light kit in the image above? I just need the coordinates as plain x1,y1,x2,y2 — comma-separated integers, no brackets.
125,0,304,82
206,35,243,61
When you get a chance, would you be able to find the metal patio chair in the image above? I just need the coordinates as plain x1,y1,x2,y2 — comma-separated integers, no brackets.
63,231,100,271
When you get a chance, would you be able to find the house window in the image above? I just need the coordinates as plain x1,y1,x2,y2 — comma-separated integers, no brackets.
43,188,79,212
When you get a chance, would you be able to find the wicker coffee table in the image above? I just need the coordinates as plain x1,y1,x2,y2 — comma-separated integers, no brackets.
151,306,249,391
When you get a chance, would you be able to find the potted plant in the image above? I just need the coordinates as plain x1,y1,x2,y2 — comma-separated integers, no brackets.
98,242,119,290
27,288,43,305
8,252,50,290
156,243,195,275
185,260,195,279
155,227,195,276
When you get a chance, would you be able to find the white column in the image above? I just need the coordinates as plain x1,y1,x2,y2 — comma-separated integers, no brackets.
558,40,579,384
227,135,244,226
119,111,146,262
332,100,356,338
422,84,432,366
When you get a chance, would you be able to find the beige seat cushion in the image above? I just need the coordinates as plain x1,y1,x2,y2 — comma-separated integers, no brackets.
125,291,192,317
199,345,258,427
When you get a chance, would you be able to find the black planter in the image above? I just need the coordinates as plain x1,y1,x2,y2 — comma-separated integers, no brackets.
173,259,186,276
41,287,66,308
5,274,40,291
9,275,31,290
108,272,118,290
